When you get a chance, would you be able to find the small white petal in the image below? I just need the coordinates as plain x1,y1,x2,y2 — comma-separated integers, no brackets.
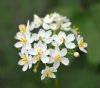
79,47,87,53
41,55,49,63
38,29,45,36
45,30,52,38
66,34,75,42
50,67,57,72
50,23,58,30
32,57,37,64
60,48,67,57
15,32,23,40
14,42,23,48
41,70,44,74
58,31,66,39
61,57,69,65
44,38,52,44
48,57,54,64
52,41,58,46
19,52,24,58
28,49,37,55
55,46,60,54
22,64,28,71
32,34,38,41
26,20,30,31
53,62,60,69
24,43,31,49
21,43,31,53
18,60,24,65
84,43,88,47
65,42,75,49
29,36,34,43
29,63,32,69
50,73,56,78
52,35,58,41
42,23,50,30
41,74,45,80
44,49,50,55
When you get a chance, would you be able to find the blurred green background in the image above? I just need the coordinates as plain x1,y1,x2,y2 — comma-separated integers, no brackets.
0,0,100,88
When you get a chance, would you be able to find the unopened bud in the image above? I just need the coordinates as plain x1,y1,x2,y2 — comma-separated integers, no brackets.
33,68,37,73
74,52,79,57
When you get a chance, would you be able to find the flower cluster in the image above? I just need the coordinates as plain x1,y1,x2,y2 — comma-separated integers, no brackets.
14,12,88,80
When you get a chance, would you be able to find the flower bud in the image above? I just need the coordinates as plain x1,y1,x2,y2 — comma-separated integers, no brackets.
74,52,79,57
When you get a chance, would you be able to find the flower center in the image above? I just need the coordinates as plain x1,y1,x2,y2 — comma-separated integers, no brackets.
60,37,64,42
21,37,27,45
54,54,62,62
21,56,28,64
34,55,41,61
37,48,43,55
39,36,45,40
46,69,51,77
80,40,85,47
19,25,26,33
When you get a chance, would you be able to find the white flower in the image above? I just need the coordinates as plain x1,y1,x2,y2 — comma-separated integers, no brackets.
31,15,42,30
18,20,31,33
28,41,50,63
51,12,61,22
42,13,60,30
65,33,76,49
43,14,53,23
18,52,35,71
52,31,67,46
49,47,69,69
32,29,52,44
14,31,34,53
52,32,75,49
14,13,88,80
77,35,88,53
50,23,59,30
71,26,80,36
61,22,71,31
41,66,57,80
42,14,53,30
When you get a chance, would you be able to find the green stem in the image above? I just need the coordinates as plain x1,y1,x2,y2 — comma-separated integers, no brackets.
55,73,61,88
33,61,40,72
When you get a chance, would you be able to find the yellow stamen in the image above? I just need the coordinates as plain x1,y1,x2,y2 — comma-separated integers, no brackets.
46,69,51,77
37,48,43,55
34,55,41,61
60,37,64,42
72,26,80,34
21,56,28,64
54,54,62,62
19,24,26,33
80,40,85,47
21,37,27,45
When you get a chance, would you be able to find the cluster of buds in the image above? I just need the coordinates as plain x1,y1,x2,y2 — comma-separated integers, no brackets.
14,12,88,80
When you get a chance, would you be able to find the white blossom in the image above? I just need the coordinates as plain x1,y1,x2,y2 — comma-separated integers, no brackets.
32,29,52,43
28,41,50,63
49,47,69,68
18,52,35,71
31,15,42,30
14,12,88,80
52,32,75,49
14,31,34,53
18,20,30,33
52,31,66,46
77,35,88,53
41,66,57,80
65,33,76,49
